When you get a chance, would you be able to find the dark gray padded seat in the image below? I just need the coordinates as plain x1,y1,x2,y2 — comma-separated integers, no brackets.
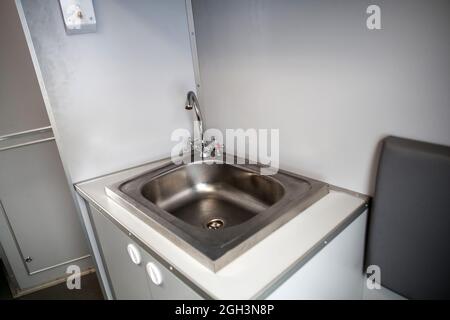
365,136,450,299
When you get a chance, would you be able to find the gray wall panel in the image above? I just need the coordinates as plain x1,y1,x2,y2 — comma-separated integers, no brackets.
0,0,50,135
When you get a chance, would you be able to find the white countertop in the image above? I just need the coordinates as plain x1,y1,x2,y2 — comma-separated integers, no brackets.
76,159,367,299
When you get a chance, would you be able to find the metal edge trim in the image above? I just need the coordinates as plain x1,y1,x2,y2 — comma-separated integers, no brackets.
0,137,55,152
0,126,52,141
27,254,91,276
13,267,96,298
0,199,33,275
1,198,91,277
253,202,369,300
185,0,202,92
83,203,118,299
329,186,370,203
75,187,213,300
0,242,21,297
75,157,172,186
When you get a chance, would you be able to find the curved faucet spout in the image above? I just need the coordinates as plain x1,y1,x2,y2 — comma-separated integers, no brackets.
185,91,204,143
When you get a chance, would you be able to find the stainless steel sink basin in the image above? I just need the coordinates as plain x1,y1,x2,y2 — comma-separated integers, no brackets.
141,163,285,229
106,157,328,272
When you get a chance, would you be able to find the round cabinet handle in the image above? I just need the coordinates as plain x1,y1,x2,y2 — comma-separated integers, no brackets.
126,244,142,265
146,262,163,286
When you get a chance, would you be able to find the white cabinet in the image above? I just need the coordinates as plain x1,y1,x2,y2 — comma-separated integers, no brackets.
89,206,152,299
0,139,92,291
89,205,202,300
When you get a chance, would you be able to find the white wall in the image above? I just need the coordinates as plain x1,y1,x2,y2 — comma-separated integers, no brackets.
192,0,450,195
20,0,197,183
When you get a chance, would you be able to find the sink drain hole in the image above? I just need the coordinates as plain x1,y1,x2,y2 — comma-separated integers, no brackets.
206,218,225,230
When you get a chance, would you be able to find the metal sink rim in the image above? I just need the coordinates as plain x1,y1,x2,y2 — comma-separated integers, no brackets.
105,156,329,272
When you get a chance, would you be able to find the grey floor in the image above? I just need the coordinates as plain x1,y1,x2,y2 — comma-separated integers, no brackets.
0,260,104,300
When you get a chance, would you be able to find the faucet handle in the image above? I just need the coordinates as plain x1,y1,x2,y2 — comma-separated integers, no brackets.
215,142,224,157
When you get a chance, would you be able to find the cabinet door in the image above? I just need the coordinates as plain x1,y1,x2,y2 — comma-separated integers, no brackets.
90,206,152,300
0,141,89,274
141,250,202,300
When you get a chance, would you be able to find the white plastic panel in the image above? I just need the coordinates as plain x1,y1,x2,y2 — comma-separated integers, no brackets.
267,212,367,299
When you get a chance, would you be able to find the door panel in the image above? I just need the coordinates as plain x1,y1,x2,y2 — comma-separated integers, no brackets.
90,205,203,300
0,140,89,273
90,206,152,300
142,250,202,300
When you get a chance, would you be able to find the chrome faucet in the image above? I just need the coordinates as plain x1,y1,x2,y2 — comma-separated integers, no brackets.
185,91,204,143
184,91,222,159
